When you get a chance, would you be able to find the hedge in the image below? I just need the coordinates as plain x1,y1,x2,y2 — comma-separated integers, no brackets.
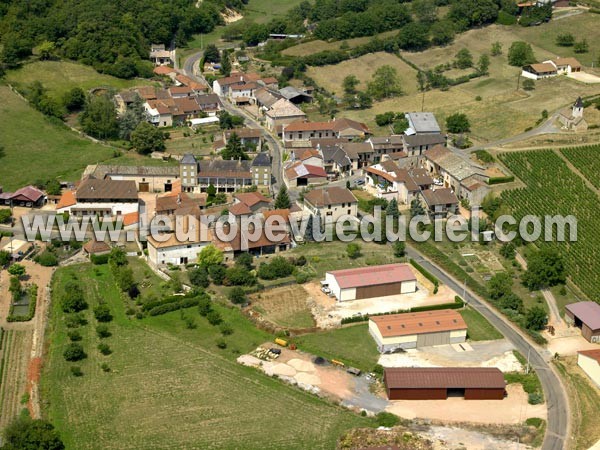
91,253,109,265
340,296,464,324
7,284,38,322
409,258,439,287
148,297,203,316
487,176,515,185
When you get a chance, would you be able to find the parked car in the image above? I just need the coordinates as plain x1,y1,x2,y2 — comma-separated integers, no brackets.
347,367,361,376
354,179,365,186
321,286,331,294
269,348,282,355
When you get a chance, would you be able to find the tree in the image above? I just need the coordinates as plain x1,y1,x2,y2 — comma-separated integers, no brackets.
118,94,145,140
94,304,113,322
3,416,64,450
242,23,269,46
80,95,119,139
522,248,566,290
209,264,226,284
8,264,26,278
386,198,399,219
525,306,548,331
556,33,574,47
508,41,535,67
63,343,86,361
367,65,403,100
35,251,59,267
522,78,535,91
220,51,231,76
397,22,430,51
412,0,437,23
342,75,359,95
477,54,490,75
0,145,5,159
38,41,55,60
491,41,502,56
228,286,247,304
499,293,523,312
574,39,589,54
0,250,10,266
221,132,249,160
62,87,86,112
346,242,361,259
198,244,224,267
455,48,473,69
225,266,256,286
115,267,134,292
235,252,253,271
189,267,210,288
410,199,425,218
0,208,12,224
60,282,87,312
430,20,455,46
274,185,291,209
131,122,165,155
204,44,220,63
446,113,470,133
488,272,512,300
393,241,406,258
448,0,499,27
218,110,244,129
375,112,396,127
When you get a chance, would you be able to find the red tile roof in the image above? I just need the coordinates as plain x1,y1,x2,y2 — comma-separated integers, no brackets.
370,309,466,337
303,187,357,207
11,185,45,202
285,162,327,180
328,263,416,290
229,202,253,216
384,367,505,390
234,192,272,208
153,65,175,75
579,349,600,363
56,190,76,209
566,302,600,331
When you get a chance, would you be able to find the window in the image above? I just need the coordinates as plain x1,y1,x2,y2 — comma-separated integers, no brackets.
348,209,351,214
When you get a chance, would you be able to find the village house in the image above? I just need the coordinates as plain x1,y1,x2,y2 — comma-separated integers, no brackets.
522,57,582,80
331,142,374,170
254,87,283,109
149,44,175,66
154,192,205,218
264,99,307,133
331,117,371,139
0,186,46,207
224,128,263,151
233,191,272,213
365,160,432,205
83,164,180,193
302,187,358,224
320,144,353,178
290,148,324,168
421,145,489,205
405,112,441,135
214,223,291,261
147,229,211,266
57,178,139,219
251,152,272,189
403,133,446,156
284,161,327,188
279,86,313,104
282,118,370,142
578,350,600,387
421,188,459,218
367,135,405,161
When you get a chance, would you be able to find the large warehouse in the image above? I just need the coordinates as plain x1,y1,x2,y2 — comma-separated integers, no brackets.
383,367,506,400
323,264,417,302
369,309,467,352
565,302,600,343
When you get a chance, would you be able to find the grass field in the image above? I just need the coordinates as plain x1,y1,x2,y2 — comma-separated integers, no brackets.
42,263,373,449
251,284,315,329
555,356,600,450
459,306,504,341
282,30,399,57
0,86,118,190
289,241,398,280
294,324,380,372
306,52,419,97
164,127,220,156
5,61,153,100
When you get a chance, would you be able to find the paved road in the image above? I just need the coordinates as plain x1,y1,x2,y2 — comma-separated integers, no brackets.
407,245,568,450
183,51,284,194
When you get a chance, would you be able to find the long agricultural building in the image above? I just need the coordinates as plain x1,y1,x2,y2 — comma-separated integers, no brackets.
369,309,467,352
383,367,506,400
323,264,417,302
565,302,600,343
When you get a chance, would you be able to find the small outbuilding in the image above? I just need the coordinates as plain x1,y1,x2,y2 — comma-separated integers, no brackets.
383,367,506,400
369,309,467,352
565,302,600,343
83,240,111,256
578,349,600,387
324,263,417,302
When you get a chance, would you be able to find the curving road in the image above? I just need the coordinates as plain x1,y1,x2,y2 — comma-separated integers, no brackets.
183,51,285,193
407,245,569,450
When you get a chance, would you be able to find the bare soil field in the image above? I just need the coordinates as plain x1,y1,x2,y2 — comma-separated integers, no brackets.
250,284,315,329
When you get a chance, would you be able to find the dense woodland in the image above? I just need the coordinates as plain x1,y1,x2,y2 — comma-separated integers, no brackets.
0,0,246,76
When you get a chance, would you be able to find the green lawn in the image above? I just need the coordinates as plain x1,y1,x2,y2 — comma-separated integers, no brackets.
5,61,153,100
0,86,117,190
42,263,373,450
459,306,503,341
294,324,380,372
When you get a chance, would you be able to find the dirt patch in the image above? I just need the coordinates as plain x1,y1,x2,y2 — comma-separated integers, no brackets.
249,284,316,330
568,71,600,84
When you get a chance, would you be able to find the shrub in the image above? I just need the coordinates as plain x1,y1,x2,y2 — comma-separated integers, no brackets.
35,251,58,267
65,313,87,328
219,323,234,335
528,392,543,405
70,366,83,377
216,338,227,349
61,282,87,313
198,297,213,316
67,330,82,342
228,287,247,305
96,324,111,338
189,267,210,288
100,363,111,372
207,310,223,326
376,412,399,427
257,256,295,280
63,343,86,361
98,343,112,355
209,264,226,285
94,304,113,322
91,253,109,265
225,266,256,286
346,242,362,259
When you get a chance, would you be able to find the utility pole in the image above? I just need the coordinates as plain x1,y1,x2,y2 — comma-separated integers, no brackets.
526,347,531,375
